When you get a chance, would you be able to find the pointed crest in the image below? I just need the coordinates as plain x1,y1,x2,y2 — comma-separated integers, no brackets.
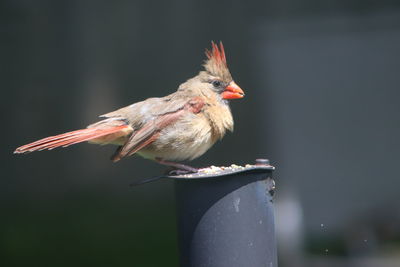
203,41,232,81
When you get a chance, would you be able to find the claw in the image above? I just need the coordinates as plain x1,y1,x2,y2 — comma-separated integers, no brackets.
156,158,198,173
167,169,197,176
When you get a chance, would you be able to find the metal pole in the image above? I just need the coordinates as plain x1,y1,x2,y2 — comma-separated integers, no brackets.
170,159,276,267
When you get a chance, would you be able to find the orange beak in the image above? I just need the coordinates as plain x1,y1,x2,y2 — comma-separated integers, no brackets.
221,81,245,99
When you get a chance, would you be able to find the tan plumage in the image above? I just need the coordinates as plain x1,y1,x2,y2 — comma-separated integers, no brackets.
14,42,244,172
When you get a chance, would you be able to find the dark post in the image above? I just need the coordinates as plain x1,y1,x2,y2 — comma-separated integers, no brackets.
169,159,276,267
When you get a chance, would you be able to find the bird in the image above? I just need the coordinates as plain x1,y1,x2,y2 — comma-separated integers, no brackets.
14,41,244,173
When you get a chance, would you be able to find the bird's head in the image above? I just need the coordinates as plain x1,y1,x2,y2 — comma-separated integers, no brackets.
179,42,243,101
178,42,244,101
201,41,244,100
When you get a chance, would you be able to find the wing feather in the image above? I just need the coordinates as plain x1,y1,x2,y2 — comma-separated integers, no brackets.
111,96,205,162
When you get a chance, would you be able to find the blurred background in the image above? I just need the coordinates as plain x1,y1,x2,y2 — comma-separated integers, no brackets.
2,0,400,266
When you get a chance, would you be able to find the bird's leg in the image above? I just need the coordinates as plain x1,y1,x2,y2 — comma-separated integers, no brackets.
155,158,198,175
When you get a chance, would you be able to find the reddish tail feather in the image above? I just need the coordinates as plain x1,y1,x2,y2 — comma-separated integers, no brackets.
14,125,129,154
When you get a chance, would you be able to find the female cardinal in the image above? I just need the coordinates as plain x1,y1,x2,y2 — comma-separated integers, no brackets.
14,42,244,172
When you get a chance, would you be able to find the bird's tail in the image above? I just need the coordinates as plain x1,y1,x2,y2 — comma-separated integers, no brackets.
14,125,130,154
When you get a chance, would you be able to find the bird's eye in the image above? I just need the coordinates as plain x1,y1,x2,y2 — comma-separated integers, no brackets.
212,80,222,88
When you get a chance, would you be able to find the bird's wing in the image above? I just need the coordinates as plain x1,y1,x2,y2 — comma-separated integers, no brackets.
109,94,205,162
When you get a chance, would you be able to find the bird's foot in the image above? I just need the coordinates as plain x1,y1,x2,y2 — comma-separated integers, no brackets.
156,158,198,175
165,168,197,176
130,160,198,186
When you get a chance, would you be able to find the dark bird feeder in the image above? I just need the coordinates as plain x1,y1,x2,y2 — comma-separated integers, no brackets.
164,159,277,267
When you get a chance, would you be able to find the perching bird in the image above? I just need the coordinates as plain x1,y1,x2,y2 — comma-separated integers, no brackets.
14,42,244,173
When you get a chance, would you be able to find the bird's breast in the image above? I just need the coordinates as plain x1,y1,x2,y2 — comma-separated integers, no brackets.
137,112,215,161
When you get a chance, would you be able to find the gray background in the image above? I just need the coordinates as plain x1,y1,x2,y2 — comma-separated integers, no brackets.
2,1,400,266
